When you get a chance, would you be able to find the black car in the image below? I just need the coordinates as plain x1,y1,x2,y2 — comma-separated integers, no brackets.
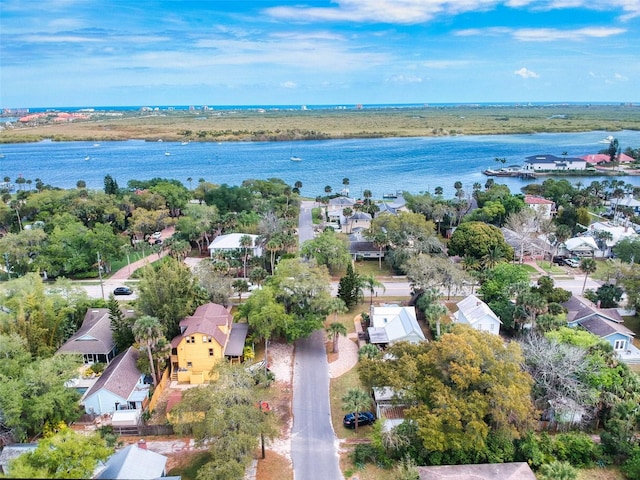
343,411,375,429
113,286,133,295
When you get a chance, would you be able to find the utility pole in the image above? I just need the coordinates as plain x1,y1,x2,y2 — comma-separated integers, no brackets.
3,253,11,280
97,252,105,300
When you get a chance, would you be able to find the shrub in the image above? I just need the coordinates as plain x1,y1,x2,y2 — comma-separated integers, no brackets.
552,432,599,468
621,447,640,480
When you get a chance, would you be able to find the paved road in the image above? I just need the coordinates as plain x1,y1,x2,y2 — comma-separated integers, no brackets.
291,330,343,480
298,200,316,245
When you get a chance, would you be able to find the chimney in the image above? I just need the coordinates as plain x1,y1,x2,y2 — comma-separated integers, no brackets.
138,439,147,450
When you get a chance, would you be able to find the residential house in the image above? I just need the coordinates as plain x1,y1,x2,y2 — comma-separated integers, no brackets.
367,305,426,347
326,196,357,226
587,221,639,257
501,227,551,260
57,308,134,365
453,295,502,335
170,303,248,384
95,441,167,479
610,194,640,216
417,462,536,480
378,193,408,216
524,195,555,219
582,152,635,165
372,386,408,432
82,347,150,415
560,236,599,258
0,444,37,476
522,154,587,172
563,296,638,361
347,229,384,260
208,233,262,259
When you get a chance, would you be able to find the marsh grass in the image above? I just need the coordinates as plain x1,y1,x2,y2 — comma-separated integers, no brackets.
3,105,639,143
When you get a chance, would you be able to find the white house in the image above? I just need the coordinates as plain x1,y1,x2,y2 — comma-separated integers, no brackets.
523,154,587,172
82,347,150,415
610,194,640,216
453,295,501,335
367,305,426,346
208,233,262,259
524,195,555,219
588,221,639,257
326,196,357,225
561,236,599,257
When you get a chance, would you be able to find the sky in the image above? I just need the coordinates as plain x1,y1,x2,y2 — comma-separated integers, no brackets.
1,0,639,108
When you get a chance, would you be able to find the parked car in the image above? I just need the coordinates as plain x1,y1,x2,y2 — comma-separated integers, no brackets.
113,286,133,295
564,258,580,268
343,411,375,429
552,256,566,265
152,231,162,239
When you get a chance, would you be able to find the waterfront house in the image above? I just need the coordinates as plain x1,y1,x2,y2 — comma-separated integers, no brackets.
378,193,408,216
207,233,262,259
367,305,425,347
582,153,635,165
57,308,134,365
522,154,587,172
170,303,248,384
326,196,357,226
453,295,501,335
82,347,150,415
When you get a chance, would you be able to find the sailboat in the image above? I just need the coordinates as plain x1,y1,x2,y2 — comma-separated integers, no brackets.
289,145,302,162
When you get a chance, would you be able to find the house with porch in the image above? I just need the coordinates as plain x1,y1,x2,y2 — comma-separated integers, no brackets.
563,296,639,362
170,303,248,384
560,236,599,258
56,308,135,365
453,295,501,335
208,233,262,259
367,305,425,347
82,347,150,415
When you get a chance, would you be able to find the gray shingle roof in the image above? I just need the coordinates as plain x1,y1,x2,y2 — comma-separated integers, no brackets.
84,347,142,400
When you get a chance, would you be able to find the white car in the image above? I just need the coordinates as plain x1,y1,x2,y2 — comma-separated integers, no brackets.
152,231,162,239
564,258,580,268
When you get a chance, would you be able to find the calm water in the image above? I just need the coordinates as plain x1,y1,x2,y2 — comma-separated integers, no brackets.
1,130,638,199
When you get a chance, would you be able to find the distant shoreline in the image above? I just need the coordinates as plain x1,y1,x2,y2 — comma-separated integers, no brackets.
1,104,639,144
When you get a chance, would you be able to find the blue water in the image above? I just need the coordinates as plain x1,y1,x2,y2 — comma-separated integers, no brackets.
0,130,638,199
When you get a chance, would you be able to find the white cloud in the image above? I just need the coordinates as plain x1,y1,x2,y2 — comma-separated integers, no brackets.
512,26,625,41
387,74,423,84
281,81,297,89
514,67,540,78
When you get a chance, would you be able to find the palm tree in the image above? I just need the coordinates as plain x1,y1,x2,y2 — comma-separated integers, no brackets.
132,315,164,387
434,186,443,196
326,322,347,353
538,461,577,480
361,274,385,306
328,297,348,322
187,177,193,189
239,234,253,278
342,388,372,432
342,207,353,233
482,245,504,269
579,257,597,293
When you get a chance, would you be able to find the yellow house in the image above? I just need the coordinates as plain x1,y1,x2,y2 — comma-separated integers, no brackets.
170,303,248,384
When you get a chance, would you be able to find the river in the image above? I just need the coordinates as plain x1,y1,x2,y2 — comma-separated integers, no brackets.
0,130,638,198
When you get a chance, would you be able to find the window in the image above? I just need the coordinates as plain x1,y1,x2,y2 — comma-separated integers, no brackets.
202,335,207,343
614,339,625,351
187,362,192,368
190,336,195,343
207,336,212,343
209,348,214,357
186,337,191,344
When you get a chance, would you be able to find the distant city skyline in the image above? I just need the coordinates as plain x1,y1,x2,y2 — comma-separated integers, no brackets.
1,1,639,109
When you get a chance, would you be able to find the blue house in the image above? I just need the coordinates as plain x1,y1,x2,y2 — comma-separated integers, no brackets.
82,347,150,415
563,296,635,356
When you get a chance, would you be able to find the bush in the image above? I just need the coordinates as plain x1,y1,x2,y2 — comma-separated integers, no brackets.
351,443,392,469
621,447,640,480
552,432,599,468
91,362,106,374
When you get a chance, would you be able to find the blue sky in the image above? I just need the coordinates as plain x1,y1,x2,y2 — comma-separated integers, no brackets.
1,0,638,108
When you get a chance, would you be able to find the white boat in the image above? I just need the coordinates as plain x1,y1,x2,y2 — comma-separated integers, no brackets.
181,141,189,145
165,152,171,156
84,156,90,161
598,135,615,144
290,156,302,162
